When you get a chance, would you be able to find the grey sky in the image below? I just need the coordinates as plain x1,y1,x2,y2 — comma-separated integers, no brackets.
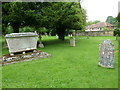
81,0,120,22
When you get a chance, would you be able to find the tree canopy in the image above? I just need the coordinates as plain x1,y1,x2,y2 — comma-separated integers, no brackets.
2,2,86,40
106,16,116,25
116,13,120,28
86,20,101,26
114,13,120,36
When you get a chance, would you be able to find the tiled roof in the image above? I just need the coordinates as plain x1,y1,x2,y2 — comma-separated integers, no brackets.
86,22,114,29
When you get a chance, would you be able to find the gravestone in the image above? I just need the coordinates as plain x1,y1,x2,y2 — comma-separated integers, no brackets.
99,39,114,68
39,41,44,48
45,33,48,37
75,33,79,39
70,37,75,46
49,32,51,36
68,34,70,37
56,34,58,39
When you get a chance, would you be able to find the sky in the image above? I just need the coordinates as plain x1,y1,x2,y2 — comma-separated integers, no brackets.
81,0,120,22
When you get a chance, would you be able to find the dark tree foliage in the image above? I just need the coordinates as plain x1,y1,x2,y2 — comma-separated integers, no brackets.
106,16,116,25
2,2,86,40
117,13,120,28
37,2,86,40
114,13,120,36
86,20,101,26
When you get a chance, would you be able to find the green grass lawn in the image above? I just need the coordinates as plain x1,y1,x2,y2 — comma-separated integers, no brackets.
1,36,118,88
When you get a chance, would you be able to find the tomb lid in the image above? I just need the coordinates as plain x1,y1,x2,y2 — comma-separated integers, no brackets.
5,32,38,38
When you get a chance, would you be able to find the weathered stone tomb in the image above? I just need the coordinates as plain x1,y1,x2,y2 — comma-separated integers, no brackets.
5,32,38,55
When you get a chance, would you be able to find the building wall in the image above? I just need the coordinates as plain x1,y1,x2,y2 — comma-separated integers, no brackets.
86,28,101,31
86,26,114,31
78,31,114,36
106,26,114,30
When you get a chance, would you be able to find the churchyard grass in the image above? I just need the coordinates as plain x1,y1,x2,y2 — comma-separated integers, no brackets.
0,36,8,55
1,36,118,88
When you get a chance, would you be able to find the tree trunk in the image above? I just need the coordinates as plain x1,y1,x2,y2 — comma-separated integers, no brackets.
57,27,65,40
38,32,42,42
58,33,65,40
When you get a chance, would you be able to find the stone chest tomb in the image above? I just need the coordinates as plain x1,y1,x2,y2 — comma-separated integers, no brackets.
5,32,38,55
99,39,114,68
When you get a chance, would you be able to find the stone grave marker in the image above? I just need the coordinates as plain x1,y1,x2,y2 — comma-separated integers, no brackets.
49,33,51,36
70,37,75,46
70,34,73,37
45,33,48,37
39,41,44,48
99,39,114,68
68,34,70,37
56,34,58,39
75,33,79,39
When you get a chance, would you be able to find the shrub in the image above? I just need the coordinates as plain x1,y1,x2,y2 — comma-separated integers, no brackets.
2,26,13,35
114,28,120,36
19,26,35,32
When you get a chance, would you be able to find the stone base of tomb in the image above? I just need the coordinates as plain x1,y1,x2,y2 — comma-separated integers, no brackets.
98,62,114,68
0,50,51,66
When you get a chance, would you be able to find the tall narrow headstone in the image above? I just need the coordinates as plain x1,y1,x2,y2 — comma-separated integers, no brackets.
75,33,79,39
56,34,58,39
70,37,75,46
39,41,44,48
99,39,114,68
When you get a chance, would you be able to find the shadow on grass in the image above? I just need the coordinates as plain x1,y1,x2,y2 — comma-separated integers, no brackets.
42,38,69,47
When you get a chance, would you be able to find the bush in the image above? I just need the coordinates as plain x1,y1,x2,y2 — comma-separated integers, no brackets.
2,26,13,35
19,27,35,32
38,27,47,33
114,28,120,36
102,27,110,31
51,29,56,36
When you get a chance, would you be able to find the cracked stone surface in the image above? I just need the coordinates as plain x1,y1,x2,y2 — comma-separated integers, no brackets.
99,39,114,68
0,51,51,66
5,32,38,54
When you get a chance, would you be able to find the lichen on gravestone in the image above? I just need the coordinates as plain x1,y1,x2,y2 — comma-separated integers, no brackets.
99,39,114,68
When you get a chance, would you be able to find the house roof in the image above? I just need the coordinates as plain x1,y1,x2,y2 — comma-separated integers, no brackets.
86,22,114,29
